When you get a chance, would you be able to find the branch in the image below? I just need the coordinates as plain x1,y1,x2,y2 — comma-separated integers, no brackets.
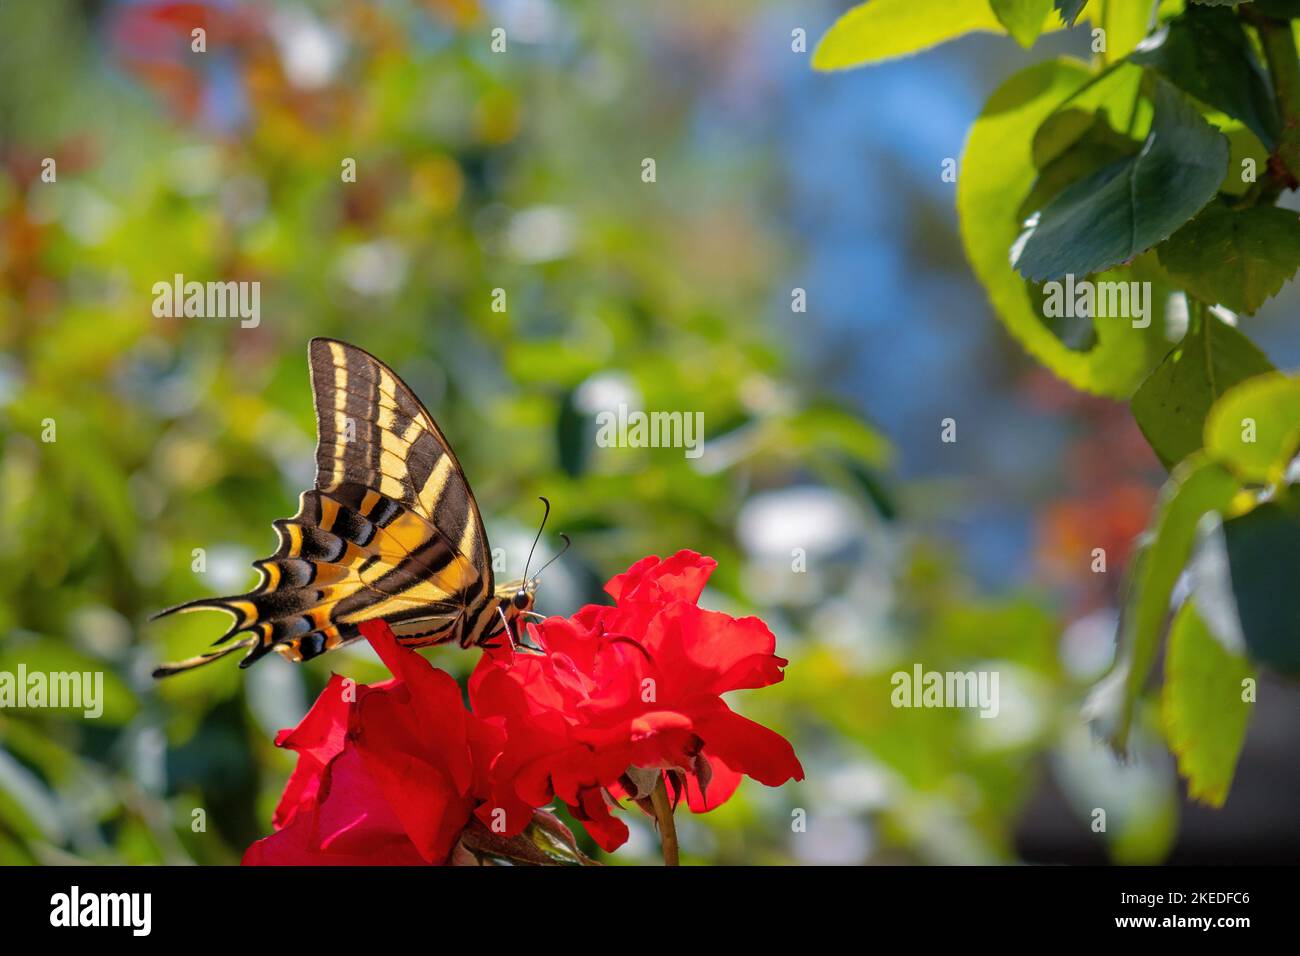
649,776,680,866
1247,9,1300,191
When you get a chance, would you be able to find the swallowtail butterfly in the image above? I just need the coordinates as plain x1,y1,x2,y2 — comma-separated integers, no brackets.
152,338,553,676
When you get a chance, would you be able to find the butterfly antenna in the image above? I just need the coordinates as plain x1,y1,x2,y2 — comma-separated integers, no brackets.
532,533,571,581
522,496,551,582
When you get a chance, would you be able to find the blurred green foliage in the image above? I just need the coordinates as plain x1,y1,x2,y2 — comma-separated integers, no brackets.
0,0,1166,865
818,0,1300,835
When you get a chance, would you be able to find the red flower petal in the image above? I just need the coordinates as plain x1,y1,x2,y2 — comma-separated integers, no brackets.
691,703,804,788
603,554,664,603
271,672,353,828
604,550,716,605
247,619,507,865
644,602,787,697
570,787,629,853
245,746,430,866
467,550,802,836
350,720,471,864
359,619,474,795
685,750,743,813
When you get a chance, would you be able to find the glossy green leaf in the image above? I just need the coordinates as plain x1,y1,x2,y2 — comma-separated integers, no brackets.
1132,312,1275,470
1161,600,1254,807
1018,111,1142,221
1223,501,1300,675
959,59,1170,397
812,0,1005,70
1012,78,1228,282
1131,4,1279,148
1158,203,1300,315
991,0,1054,47
1088,456,1240,753
1204,373,1300,482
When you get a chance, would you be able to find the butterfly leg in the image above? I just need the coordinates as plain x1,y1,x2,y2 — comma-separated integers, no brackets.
482,604,520,651
480,605,546,654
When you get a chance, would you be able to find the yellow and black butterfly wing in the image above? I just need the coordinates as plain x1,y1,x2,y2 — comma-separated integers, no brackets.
152,338,493,675
310,336,491,571
306,337,497,642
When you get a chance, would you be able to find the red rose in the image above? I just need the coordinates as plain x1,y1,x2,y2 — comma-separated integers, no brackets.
470,550,803,852
243,619,521,865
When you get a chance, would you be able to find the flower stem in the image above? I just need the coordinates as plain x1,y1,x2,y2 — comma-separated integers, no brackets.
1246,7,1300,188
649,777,679,866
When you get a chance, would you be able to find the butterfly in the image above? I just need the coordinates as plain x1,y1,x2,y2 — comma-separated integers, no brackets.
152,337,562,677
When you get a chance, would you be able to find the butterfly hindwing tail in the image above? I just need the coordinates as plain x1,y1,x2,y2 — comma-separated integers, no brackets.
150,638,260,677
152,339,502,677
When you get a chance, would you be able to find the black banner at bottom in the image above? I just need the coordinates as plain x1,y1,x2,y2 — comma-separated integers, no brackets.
0,864,1286,942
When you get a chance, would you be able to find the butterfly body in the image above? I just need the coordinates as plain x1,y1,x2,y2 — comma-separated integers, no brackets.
153,338,535,676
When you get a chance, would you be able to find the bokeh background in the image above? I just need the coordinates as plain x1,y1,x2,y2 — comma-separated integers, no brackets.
1,0,1298,865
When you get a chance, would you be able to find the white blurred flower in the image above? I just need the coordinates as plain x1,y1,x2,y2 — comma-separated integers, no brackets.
967,663,1048,751
738,486,863,559
1060,607,1120,681
246,659,308,743
207,545,258,593
506,206,576,263
791,812,874,864
270,6,344,89
339,239,408,296
574,371,639,416
70,605,133,657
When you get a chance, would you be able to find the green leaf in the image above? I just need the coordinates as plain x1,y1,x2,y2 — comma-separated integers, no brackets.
1032,108,1100,168
1223,501,1300,675
1161,600,1254,807
1131,4,1279,148
1018,111,1142,221
991,0,1054,47
1098,0,1154,64
1204,373,1300,482
812,0,1005,70
556,389,591,479
1222,122,1271,198
0,639,137,725
1086,456,1240,753
1157,203,1300,315
782,402,893,467
1055,0,1087,26
1131,312,1275,470
959,59,1170,397
1033,60,1149,150
1012,77,1228,282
